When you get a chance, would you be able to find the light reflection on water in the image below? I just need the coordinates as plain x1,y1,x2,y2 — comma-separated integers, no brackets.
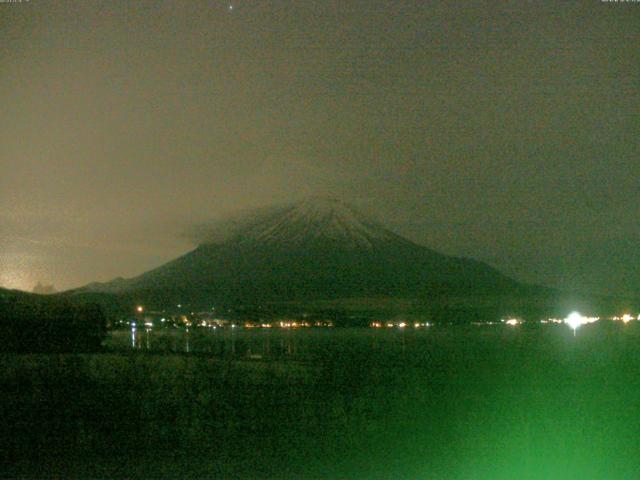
110,327,427,359
110,323,582,361
129,326,153,350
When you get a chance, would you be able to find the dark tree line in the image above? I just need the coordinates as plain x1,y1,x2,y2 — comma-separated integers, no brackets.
0,293,106,352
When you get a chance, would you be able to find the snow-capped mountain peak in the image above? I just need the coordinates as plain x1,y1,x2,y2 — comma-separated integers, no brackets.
205,197,400,249
78,196,523,302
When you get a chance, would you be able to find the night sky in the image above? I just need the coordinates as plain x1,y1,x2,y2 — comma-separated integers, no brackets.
1,0,638,296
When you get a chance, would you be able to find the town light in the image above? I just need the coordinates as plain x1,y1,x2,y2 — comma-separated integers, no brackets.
564,312,599,335
565,312,584,334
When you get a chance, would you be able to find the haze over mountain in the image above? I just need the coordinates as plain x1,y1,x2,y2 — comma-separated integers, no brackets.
79,197,529,309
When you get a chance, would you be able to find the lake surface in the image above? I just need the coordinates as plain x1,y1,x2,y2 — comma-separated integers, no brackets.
107,325,434,359
107,323,575,359
4,322,640,479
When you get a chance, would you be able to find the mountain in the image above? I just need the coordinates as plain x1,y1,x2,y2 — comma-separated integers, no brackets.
78,197,531,310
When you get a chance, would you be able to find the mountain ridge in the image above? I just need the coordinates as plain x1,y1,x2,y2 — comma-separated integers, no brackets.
76,197,525,307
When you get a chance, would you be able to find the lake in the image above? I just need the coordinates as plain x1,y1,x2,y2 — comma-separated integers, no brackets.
3,322,640,479
107,324,438,359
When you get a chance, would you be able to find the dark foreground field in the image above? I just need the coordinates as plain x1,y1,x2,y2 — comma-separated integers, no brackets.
2,325,640,479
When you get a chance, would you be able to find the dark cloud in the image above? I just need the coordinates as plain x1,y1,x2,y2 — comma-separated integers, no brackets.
1,1,638,294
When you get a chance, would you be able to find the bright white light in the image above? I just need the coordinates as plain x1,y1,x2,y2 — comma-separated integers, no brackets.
398,322,406,328
622,314,633,323
136,306,144,313
564,312,599,334
565,312,585,332
504,318,520,326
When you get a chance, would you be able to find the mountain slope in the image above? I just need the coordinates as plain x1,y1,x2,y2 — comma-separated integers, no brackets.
80,197,526,307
